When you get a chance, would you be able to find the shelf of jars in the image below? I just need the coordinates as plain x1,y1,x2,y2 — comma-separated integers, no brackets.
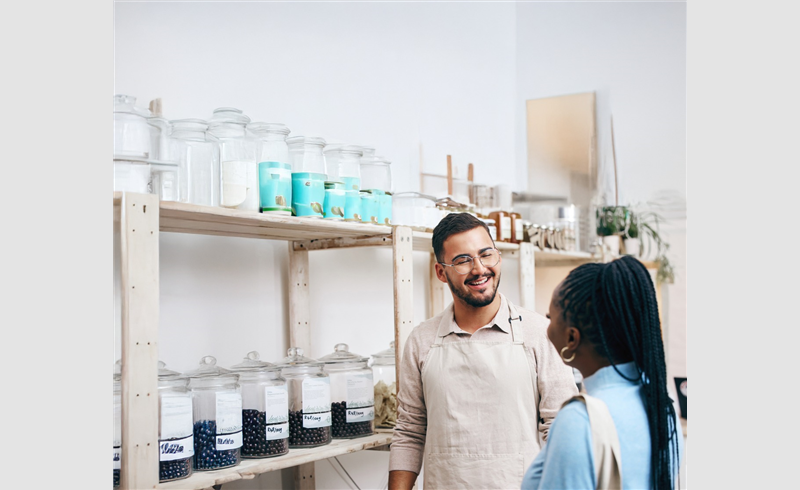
156,433,393,490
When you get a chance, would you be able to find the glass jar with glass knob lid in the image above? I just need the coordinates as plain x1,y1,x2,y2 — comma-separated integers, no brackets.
157,361,194,483
370,342,397,429
319,343,375,439
228,351,290,458
208,107,259,211
324,145,363,221
287,136,327,218
249,123,292,215
185,356,243,471
275,347,332,448
170,119,221,207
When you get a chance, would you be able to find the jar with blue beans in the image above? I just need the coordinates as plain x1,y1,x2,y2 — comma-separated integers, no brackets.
157,361,195,482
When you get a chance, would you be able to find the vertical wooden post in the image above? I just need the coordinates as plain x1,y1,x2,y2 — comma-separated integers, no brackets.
119,192,159,490
519,242,536,310
393,226,415,389
287,241,314,489
446,155,453,196
429,253,449,318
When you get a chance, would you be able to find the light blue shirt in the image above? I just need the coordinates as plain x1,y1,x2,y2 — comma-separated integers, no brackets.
521,362,684,489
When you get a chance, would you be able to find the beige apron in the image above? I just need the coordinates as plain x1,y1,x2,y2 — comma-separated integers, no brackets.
563,394,623,490
421,303,540,490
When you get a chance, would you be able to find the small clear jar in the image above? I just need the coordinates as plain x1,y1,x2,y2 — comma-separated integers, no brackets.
228,351,290,459
208,108,259,211
370,342,397,429
113,361,121,488
158,361,194,482
275,348,332,448
170,119,221,207
185,356,243,471
319,344,375,439
114,94,152,159
287,137,327,218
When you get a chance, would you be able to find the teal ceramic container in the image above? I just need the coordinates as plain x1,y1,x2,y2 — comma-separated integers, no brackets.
360,190,381,224
323,182,346,220
291,172,326,217
377,192,393,226
259,162,292,215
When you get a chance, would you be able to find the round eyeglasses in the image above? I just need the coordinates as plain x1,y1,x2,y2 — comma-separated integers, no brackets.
439,248,502,275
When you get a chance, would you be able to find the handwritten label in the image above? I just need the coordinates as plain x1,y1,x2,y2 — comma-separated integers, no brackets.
346,407,375,423
159,435,195,462
302,411,332,429
112,446,121,470
215,430,243,451
266,422,289,440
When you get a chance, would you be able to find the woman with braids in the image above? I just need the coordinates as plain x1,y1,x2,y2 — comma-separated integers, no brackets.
521,256,683,490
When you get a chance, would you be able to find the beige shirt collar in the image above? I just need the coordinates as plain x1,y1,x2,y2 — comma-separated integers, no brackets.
436,293,510,337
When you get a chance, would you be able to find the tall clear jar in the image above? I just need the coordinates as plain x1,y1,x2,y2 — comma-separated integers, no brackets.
113,361,121,488
325,145,363,222
228,351,290,458
275,348,332,448
319,344,375,439
170,119,221,207
185,356,243,471
370,342,397,429
287,137,327,218
361,157,393,225
208,108,259,211
114,94,152,159
250,123,293,215
158,361,194,483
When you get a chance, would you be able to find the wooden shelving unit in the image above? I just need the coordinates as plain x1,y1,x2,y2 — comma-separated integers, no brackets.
114,191,650,489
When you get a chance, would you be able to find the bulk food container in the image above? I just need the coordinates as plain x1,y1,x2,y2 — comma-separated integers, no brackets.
185,356,242,470
250,123,292,215
319,344,375,439
325,145,363,222
228,351,290,458
157,361,194,482
287,136,327,218
170,119,220,207
208,108,259,211
370,342,397,429
275,348,332,448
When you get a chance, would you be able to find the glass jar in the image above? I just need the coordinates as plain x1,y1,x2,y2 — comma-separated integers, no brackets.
510,212,524,244
228,351,290,459
392,192,436,231
250,123,292,215
158,361,194,482
114,94,152,159
319,344,375,439
208,108,259,211
114,156,151,194
481,218,497,242
489,210,512,243
171,119,221,207
558,205,579,252
185,356,242,471
325,145,363,222
275,347,332,448
147,117,173,162
362,157,393,225
287,136,327,218
249,122,291,166
113,360,121,488
370,342,397,429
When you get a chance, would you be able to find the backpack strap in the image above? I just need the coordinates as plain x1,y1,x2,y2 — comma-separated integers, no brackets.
563,394,623,490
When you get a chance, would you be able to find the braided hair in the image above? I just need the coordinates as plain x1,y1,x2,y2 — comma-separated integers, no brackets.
556,255,679,490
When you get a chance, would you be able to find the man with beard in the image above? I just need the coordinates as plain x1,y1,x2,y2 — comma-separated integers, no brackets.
388,213,578,490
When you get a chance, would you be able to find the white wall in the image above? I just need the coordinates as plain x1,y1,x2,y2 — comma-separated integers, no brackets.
114,2,517,489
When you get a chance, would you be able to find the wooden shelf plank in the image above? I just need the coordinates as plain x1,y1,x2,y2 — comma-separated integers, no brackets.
157,434,392,490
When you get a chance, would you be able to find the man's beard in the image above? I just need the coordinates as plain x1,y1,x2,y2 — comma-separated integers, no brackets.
445,271,501,308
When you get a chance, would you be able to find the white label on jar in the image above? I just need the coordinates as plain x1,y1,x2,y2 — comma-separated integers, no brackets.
346,406,375,423
501,216,512,240
265,386,289,424
302,377,331,414
346,373,374,409
216,392,243,434
215,430,243,451
113,446,121,470
516,220,524,241
302,411,332,428
160,395,193,440
221,160,248,207
489,226,497,241
266,422,290,440
159,434,194,462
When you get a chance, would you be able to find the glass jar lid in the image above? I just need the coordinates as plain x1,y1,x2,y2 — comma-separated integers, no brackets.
229,351,281,373
319,343,369,364
171,118,209,132
371,341,396,366
286,136,326,148
324,144,363,156
275,347,323,368
210,107,251,125
185,355,238,380
114,94,146,116
248,122,291,135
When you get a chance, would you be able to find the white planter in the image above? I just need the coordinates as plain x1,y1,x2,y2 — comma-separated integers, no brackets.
603,235,621,256
623,238,640,257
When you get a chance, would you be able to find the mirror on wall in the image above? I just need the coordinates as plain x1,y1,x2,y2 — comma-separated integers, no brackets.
515,92,597,252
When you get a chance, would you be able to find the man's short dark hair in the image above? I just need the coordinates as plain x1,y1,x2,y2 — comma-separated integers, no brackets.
432,213,493,263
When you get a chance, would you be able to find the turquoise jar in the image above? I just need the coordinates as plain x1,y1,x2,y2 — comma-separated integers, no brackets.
291,172,326,217
323,182,346,220
258,162,292,215
377,192,393,226
360,191,379,224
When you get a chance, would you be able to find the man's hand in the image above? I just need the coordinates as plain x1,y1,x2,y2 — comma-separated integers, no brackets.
388,470,418,490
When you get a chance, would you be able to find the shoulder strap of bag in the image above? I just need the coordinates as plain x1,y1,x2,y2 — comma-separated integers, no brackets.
563,394,624,490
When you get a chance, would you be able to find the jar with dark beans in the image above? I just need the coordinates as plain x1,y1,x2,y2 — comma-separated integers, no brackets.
288,410,331,448
194,420,240,470
331,401,374,438
113,469,120,488
242,409,289,457
159,458,192,482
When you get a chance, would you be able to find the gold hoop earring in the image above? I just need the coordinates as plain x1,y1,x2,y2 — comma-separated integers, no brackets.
561,346,576,363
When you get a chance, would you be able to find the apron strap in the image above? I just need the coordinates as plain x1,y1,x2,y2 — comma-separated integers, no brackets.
563,394,623,490
507,302,524,343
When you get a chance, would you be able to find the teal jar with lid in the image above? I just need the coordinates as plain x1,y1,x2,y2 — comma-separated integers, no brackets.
323,181,346,220
287,136,327,217
258,162,292,215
